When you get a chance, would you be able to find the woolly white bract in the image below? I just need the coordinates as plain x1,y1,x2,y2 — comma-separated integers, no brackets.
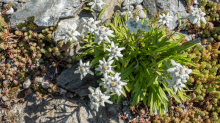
63,22,80,44
74,60,94,80
81,18,101,35
188,6,206,27
88,87,113,111
158,13,173,26
139,20,151,33
125,18,142,34
99,73,127,96
87,0,105,11
166,59,192,92
106,41,125,61
94,26,115,45
95,58,114,78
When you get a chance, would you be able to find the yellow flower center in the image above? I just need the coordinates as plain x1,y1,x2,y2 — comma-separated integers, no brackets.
88,22,91,26
111,82,116,86
132,22,136,25
112,49,115,52
81,67,85,71
95,97,99,102
104,66,108,69
101,27,105,32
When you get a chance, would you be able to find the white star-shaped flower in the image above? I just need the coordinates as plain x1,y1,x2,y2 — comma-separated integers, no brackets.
94,26,115,45
125,18,142,34
158,13,173,26
167,78,186,92
100,73,127,96
74,59,94,80
166,59,192,92
121,11,132,17
106,41,125,61
63,22,80,44
88,87,113,111
167,59,192,82
87,0,105,11
95,58,114,78
139,20,151,33
188,6,206,27
81,18,101,35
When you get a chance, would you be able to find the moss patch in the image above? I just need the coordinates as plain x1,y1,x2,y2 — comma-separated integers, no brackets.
17,16,38,30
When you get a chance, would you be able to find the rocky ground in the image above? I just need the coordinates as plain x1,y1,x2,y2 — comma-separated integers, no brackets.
0,0,216,122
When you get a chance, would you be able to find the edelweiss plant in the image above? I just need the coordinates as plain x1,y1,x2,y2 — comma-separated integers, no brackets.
158,13,173,26
166,59,192,92
63,22,80,43
95,58,115,78
100,73,127,96
77,10,196,114
88,86,113,111
74,60,94,80
125,18,142,34
81,18,101,35
187,6,206,27
139,20,151,33
106,41,125,61
87,0,105,11
94,26,115,45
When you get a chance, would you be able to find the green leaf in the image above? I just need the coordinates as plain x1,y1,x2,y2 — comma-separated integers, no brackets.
121,62,136,80
98,5,108,20
124,85,130,92
164,60,171,68
83,7,94,12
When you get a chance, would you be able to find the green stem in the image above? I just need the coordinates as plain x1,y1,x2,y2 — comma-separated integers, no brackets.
88,33,92,45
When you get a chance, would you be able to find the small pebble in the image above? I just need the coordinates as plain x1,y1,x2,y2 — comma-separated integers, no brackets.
138,10,146,19
42,82,49,88
60,88,67,94
35,77,44,83
136,5,143,10
1,95,8,102
23,77,31,89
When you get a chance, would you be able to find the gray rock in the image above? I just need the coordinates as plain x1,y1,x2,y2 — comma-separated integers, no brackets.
45,63,56,79
122,5,134,12
34,77,44,83
9,0,83,30
2,0,12,4
41,82,49,88
181,31,195,41
10,65,17,71
136,5,143,10
59,88,67,94
106,103,122,116
56,63,100,97
122,0,136,6
135,0,143,5
12,1,19,10
143,0,157,19
35,76,51,88
193,37,202,45
3,79,10,84
122,100,128,106
143,0,187,30
6,94,124,123
101,0,121,23
3,3,8,9
23,77,31,89
122,107,132,122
